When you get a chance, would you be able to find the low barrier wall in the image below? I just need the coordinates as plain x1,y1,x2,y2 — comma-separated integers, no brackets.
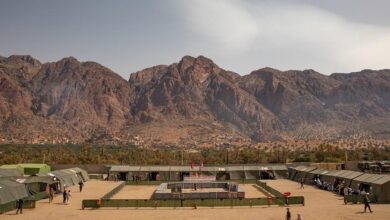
83,180,304,209
83,196,304,209
102,181,125,199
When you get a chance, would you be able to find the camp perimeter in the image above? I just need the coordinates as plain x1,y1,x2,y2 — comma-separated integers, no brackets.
0,163,390,220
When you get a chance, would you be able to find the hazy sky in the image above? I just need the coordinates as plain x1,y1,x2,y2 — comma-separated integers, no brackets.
1,0,390,79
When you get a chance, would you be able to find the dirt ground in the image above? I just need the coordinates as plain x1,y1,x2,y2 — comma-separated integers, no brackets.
2,179,390,220
111,185,156,199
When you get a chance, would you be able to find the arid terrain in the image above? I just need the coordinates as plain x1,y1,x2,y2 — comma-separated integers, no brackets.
1,55,389,147
2,179,390,220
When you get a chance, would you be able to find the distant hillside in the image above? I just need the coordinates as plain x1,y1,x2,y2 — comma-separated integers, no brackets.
0,55,389,146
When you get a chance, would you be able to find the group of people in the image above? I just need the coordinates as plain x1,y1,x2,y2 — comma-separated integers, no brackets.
311,177,373,213
312,178,372,197
62,189,72,204
312,178,335,191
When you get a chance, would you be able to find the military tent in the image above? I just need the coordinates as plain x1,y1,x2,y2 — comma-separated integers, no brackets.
226,166,245,180
50,169,81,191
350,174,390,203
304,168,330,184
291,166,317,181
0,180,29,205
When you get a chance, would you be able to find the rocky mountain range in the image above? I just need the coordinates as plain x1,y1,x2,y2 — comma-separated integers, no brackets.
0,54,389,146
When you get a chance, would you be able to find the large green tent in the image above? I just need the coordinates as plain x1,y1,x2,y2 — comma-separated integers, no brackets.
49,167,88,191
108,165,287,181
0,180,29,205
1,164,50,175
19,164,51,175
350,174,390,203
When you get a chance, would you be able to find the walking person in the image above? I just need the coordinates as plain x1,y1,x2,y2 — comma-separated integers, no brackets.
363,194,373,213
16,198,23,214
300,178,304,189
49,187,54,203
285,208,291,220
296,213,302,220
343,187,349,204
62,189,67,204
66,190,71,204
79,180,84,192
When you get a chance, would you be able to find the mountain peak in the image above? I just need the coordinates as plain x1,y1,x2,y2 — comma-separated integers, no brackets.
6,55,41,66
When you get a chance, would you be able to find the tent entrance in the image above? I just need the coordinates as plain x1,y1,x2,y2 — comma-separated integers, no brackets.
216,172,230,180
180,172,190,181
359,183,371,193
118,172,127,181
149,172,159,181
259,171,275,180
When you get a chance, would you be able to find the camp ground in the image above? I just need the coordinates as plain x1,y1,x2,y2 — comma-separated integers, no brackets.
0,164,390,220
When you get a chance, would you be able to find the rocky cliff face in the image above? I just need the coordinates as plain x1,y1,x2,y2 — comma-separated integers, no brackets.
0,54,389,145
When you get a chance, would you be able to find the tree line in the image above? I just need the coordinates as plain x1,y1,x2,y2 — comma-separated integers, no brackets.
0,143,389,165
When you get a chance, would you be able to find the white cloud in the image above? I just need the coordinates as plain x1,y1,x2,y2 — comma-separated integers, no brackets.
178,0,259,51
176,0,390,74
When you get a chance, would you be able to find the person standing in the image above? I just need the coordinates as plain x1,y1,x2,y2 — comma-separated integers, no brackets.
296,213,302,220
300,178,304,189
79,181,84,192
363,194,373,213
286,208,291,220
16,198,23,214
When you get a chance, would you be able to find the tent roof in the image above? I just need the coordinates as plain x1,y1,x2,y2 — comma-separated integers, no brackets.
108,164,287,172
352,173,382,183
338,171,364,179
330,170,349,178
309,169,329,175
372,175,390,185
110,166,140,172
227,166,246,171
169,166,190,172
18,163,50,169
293,166,317,172
18,176,58,184
0,164,21,169
269,165,287,170
363,174,387,184
0,179,29,204
0,168,21,178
